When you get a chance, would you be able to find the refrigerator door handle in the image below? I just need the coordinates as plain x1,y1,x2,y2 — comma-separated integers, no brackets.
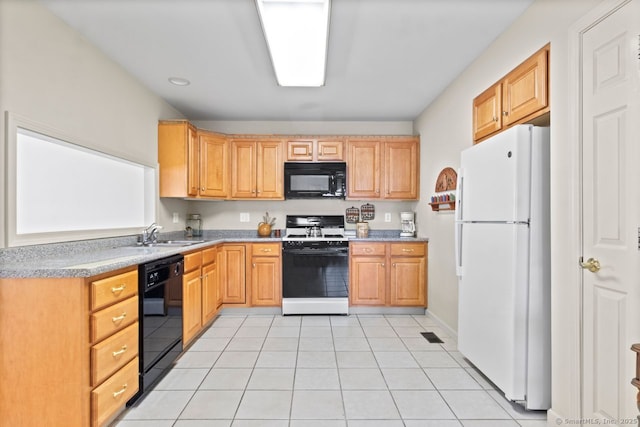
455,169,463,221
455,221,463,277
455,169,464,278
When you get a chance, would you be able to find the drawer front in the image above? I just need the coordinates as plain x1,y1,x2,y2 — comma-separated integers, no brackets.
202,247,218,265
184,251,202,272
91,357,139,427
390,243,426,257
350,243,386,256
91,296,139,343
252,243,280,257
91,270,138,311
91,323,139,386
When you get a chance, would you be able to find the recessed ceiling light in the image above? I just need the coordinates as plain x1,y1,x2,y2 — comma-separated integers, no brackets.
255,0,330,87
168,77,190,86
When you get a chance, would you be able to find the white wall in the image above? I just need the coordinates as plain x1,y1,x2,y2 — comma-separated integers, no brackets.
0,0,187,247
413,0,602,422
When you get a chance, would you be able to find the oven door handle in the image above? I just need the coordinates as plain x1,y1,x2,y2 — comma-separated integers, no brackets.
284,248,349,256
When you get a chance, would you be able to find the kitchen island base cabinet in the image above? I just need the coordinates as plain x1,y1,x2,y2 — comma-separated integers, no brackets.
0,267,139,427
349,242,427,307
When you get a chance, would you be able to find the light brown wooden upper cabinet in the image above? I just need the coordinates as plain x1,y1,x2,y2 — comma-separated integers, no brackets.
473,44,549,143
199,131,228,198
286,138,345,161
158,120,198,197
230,138,284,199
346,137,419,200
158,121,229,199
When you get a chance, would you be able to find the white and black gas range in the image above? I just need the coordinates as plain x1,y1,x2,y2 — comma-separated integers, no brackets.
281,215,349,315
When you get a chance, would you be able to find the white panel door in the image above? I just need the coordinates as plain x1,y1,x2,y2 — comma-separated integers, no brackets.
458,222,530,401
459,125,532,222
581,0,640,423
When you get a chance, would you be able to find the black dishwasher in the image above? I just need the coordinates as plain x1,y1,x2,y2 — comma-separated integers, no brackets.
128,254,184,405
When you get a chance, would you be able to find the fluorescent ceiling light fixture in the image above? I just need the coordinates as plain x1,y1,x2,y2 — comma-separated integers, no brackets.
256,0,330,87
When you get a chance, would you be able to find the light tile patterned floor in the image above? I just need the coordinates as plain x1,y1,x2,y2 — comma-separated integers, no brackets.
113,314,547,427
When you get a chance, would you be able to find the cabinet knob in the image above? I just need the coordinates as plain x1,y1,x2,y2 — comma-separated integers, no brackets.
503,111,508,116
381,263,385,267
201,187,205,191
493,116,498,122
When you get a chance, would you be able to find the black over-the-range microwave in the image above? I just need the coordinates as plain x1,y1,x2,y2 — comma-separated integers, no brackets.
284,162,346,199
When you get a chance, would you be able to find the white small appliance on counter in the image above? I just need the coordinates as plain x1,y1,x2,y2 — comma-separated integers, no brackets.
400,211,416,237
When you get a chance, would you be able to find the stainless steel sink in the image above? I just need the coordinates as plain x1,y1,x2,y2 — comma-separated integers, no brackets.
133,240,206,247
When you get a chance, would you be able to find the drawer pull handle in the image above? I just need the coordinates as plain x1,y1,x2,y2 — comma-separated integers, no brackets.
112,345,128,358
112,384,128,399
112,313,127,323
261,248,272,252
111,284,126,294
402,248,414,252
364,248,372,253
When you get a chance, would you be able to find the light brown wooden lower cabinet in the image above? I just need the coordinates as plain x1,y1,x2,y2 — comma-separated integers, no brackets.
349,241,428,307
250,243,282,307
182,246,221,347
0,267,139,427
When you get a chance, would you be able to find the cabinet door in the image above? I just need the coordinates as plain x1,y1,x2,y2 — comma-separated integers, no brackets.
200,133,228,198
230,140,257,198
256,140,283,199
384,140,418,199
201,260,219,325
317,139,344,161
347,140,381,199
216,250,224,308
350,256,386,305
473,82,502,142
221,245,246,304
183,268,202,345
187,124,199,196
159,121,196,198
502,47,548,127
287,140,314,161
389,257,425,306
251,256,282,306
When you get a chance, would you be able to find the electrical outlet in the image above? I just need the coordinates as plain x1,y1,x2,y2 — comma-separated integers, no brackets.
172,212,179,223
240,212,250,222
384,213,391,222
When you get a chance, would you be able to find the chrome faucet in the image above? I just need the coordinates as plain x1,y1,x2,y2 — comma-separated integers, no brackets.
141,222,161,245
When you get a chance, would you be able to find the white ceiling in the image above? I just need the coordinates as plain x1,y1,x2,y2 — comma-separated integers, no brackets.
40,0,534,122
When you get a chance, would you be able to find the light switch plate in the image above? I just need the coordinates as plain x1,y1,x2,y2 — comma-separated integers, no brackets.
240,212,250,222
172,212,179,223
384,213,391,222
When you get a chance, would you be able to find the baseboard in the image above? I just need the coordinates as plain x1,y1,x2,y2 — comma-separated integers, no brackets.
425,308,458,340
545,408,562,426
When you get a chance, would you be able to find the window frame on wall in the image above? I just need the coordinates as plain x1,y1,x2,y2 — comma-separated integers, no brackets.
5,112,157,247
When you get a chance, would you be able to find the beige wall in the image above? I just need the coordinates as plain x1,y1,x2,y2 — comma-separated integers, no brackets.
0,0,187,247
413,0,602,422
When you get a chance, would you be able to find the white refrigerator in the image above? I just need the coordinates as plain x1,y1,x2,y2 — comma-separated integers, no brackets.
455,125,551,410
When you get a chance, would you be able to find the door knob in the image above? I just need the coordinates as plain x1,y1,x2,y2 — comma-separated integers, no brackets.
580,257,601,273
